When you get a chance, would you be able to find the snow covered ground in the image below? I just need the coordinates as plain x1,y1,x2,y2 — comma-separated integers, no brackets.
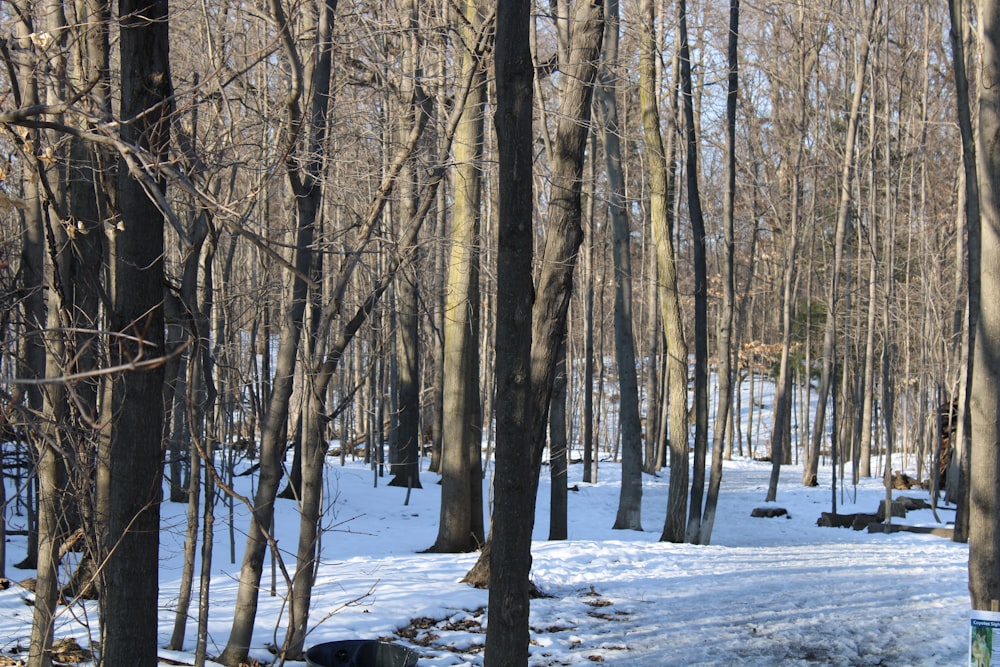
0,451,969,666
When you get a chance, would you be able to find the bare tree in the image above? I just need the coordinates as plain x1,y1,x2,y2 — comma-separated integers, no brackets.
485,1,604,662
431,0,488,553
804,0,880,487
680,0,710,545
598,0,643,532
640,0,689,545
218,0,338,660
97,0,173,660
700,0,740,545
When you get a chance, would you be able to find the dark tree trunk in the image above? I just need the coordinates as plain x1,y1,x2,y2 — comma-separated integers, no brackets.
485,2,604,664
98,0,171,660
700,0,740,545
680,0,710,545
948,0,979,544
389,0,425,491
485,0,536,659
549,341,568,541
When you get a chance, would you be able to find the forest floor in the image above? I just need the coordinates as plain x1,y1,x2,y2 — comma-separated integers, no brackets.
1,454,969,666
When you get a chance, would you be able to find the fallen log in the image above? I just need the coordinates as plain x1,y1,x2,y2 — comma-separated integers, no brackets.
817,512,880,530
866,523,954,539
751,507,788,518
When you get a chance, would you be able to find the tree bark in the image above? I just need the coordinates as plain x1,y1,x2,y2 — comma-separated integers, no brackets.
640,0,689,545
98,0,172,659
431,0,487,552
949,0,980,544
700,0,739,545
485,1,604,663
680,0,710,545
599,0,643,532
485,0,535,660
388,0,425,492
548,340,568,541
969,0,1000,610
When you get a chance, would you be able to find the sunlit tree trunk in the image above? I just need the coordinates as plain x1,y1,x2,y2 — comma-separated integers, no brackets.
432,0,487,552
640,0,689,544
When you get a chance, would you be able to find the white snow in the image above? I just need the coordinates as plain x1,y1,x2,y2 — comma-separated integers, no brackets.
0,451,969,666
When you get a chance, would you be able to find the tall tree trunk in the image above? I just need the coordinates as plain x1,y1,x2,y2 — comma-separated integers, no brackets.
680,0,710,545
431,0,487,551
484,0,535,660
700,0,739,545
949,0,980,545
168,196,216,651
858,222,879,480
766,171,799,501
640,0,689,544
599,0,643,532
388,0,425,492
485,2,604,663
12,0,45,575
16,3,71,661
969,0,1000,611
805,0,879,487
98,0,172,659
583,181,596,484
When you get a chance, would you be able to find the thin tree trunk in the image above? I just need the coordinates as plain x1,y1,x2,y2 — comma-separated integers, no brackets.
599,0,643,532
858,224,878,480
805,0,879,487
640,1,689,545
700,0,739,545
549,340,569,541
680,0,710,545
583,136,597,485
